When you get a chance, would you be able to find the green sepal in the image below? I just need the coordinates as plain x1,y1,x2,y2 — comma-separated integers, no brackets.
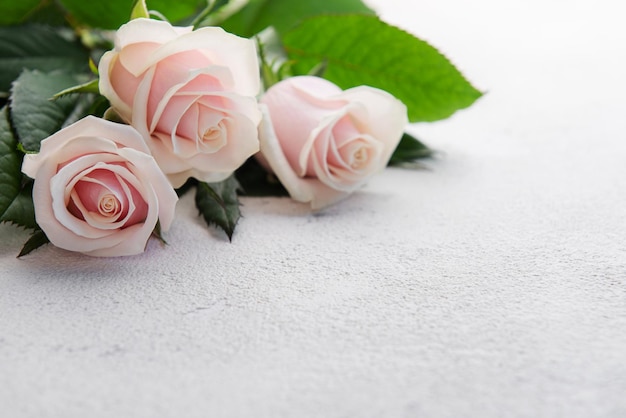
256,27,293,89
18,229,49,257
195,176,242,241
191,0,230,29
89,58,99,76
53,78,100,99
130,0,150,20
307,59,328,78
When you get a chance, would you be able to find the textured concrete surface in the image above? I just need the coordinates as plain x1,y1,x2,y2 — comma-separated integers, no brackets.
2,0,626,417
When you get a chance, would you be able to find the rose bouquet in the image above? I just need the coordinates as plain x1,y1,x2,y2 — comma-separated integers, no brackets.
0,0,481,257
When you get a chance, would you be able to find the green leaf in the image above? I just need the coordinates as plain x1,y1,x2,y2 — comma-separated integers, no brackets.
0,106,24,222
19,0,67,26
9,70,89,152
195,176,241,241
218,0,373,37
56,0,126,29
283,14,482,122
1,182,37,229
147,0,207,22
0,25,89,94
18,228,49,257
388,132,433,166
57,0,206,29
235,158,288,197
0,0,41,25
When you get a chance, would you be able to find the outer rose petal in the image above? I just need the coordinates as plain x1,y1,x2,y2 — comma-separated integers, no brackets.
146,26,260,97
260,78,345,175
21,117,178,257
99,18,261,188
113,19,193,75
258,105,348,209
258,76,408,210
339,87,408,165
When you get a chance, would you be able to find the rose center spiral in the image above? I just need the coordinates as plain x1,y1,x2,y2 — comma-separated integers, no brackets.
351,147,368,169
98,193,121,217
202,126,222,143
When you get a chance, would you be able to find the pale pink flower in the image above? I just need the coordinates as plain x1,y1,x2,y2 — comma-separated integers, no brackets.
99,18,261,187
258,76,408,209
21,117,178,257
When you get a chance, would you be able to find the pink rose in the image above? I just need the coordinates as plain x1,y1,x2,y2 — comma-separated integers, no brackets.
99,18,261,187
21,116,178,257
258,76,408,209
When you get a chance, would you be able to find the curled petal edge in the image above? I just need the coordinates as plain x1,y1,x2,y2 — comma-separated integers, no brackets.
257,105,348,210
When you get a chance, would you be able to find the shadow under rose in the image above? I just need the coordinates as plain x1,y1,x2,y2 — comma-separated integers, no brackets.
2,235,172,283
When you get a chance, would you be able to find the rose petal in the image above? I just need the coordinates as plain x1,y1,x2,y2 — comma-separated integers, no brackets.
117,147,178,232
258,105,348,209
98,52,133,121
150,66,233,133
22,117,178,257
51,158,145,239
145,26,260,97
114,19,193,75
338,86,408,165
261,79,344,175
145,93,260,187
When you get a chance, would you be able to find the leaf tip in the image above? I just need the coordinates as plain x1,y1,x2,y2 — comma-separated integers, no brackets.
17,229,49,258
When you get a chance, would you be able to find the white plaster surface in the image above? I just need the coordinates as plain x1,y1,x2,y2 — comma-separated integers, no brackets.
2,0,626,417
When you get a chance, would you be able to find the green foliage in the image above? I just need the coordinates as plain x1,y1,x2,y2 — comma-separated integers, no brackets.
0,104,37,232
9,70,90,152
53,78,100,99
283,14,482,122
17,0,67,26
0,25,89,94
236,158,288,197
57,0,207,29
388,133,433,166
0,0,484,252
1,182,37,229
0,107,25,223
0,0,41,25
195,176,242,241
219,0,373,37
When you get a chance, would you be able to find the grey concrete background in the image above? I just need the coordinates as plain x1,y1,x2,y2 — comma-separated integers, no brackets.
2,0,626,417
